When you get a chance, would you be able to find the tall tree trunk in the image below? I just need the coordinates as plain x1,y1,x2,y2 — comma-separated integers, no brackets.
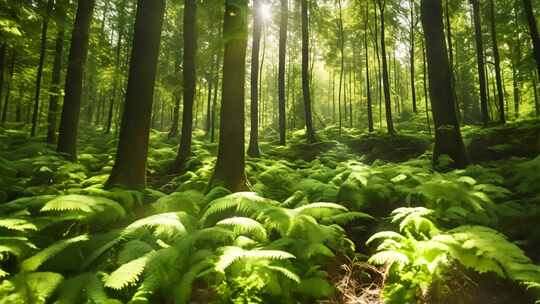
377,0,395,134
489,0,505,123
106,0,165,189
445,0,460,121
31,0,54,137
278,0,288,145
0,43,6,117
337,0,345,134
211,51,220,143
534,72,539,116
173,0,197,171
105,0,127,134
523,0,540,81
248,0,262,157
422,36,431,134
410,0,417,113
301,0,316,142
168,94,180,138
209,0,249,192
57,0,96,160
47,0,66,144
365,3,374,132
471,0,489,126
205,75,212,135
1,51,16,123
512,59,520,118
421,0,468,168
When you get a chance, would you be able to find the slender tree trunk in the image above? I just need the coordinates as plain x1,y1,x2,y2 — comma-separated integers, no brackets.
211,51,220,143
57,0,96,160
31,0,54,137
210,0,249,192
0,44,6,117
410,0,417,113
301,0,316,142
523,0,540,81
278,0,288,145
169,95,180,138
421,0,468,168
471,0,489,126
248,0,262,157
106,0,165,189
422,36,431,134
365,3,374,132
488,0,505,123
205,76,212,135
47,1,66,144
1,51,15,123
173,0,197,171
534,72,539,116
377,0,395,134
512,60,520,118
338,0,345,134
445,0,460,121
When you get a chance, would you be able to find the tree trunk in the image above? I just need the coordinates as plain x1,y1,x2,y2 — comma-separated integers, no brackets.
168,94,180,138
421,0,468,168
534,72,539,116
209,0,249,192
106,0,165,189
523,0,540,82
31,0,54,137
301,0,316,142
338,0,345,134
410,0,417,113
422,36,431,134
0,43,6,117
377,0,395,134
248,0,262,157
57,0,95,160
172,0,197,171
365,3,374,132
1,50,16,123
278,0,288,145
47,0,66,144
445,0,460,121
471,0,489,126
488,0,505,123
211,51,220,143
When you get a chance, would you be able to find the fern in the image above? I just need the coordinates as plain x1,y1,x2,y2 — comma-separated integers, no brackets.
202,192,275,223
217,217,268,241
40,194,126,224
0,272,63,304
21,234,89,272
215,246,295,272
0,218,38,232
105,252,154,290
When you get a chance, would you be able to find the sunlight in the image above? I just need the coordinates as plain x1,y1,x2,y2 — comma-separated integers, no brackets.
259,2,272,21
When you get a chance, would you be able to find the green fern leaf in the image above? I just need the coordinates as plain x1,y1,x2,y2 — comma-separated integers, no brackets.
105,253,153,290
202,192,274,223
21,234,89,272
217,217,268,241
0,218,38,232
0,272,63,304
368,250,410,266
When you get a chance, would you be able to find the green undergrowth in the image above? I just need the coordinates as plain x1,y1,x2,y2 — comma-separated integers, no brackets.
1,122,540,303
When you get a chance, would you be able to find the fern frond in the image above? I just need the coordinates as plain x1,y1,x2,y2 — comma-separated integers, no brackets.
105,253,154,290
0,218,38,232
294,202,348,219
174,259,214,304
321,211,374,225
368,250,410,266
264,265,301,283
21,234,89,272
217,217,268,241
40,194,126,223
366,231,406,245
117,240,154,265
202,192,274,223
215,246,295,272
0,272,63,304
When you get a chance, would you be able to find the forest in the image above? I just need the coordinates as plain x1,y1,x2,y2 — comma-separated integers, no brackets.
1,0,540,303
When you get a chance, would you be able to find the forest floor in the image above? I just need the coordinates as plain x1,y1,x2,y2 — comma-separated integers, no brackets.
1,119,540,303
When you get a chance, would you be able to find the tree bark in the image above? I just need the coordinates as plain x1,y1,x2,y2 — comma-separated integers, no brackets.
209,0,249,192
365,2,374,132
47,0,66,144
278,0,288,145
172,0,197,171
0,43,6,117
377,0,395,134
410,0,417,113
523,0,540,82
31,0,54,137
57,0,96,160
421,0,468,168
248,0,262,157
471,0,489,126
488,0,505,123
106,0,165,189
1,51,16,123
301,0,316,142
